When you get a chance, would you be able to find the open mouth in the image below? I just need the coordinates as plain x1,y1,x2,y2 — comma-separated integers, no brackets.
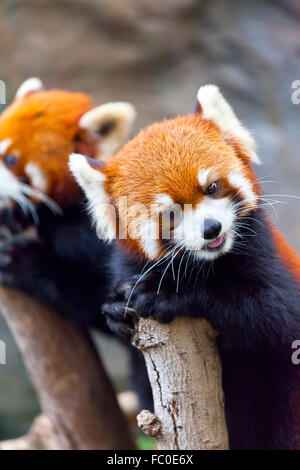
203,234,226,252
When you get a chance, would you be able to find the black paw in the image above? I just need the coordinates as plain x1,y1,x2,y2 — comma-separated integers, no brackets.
103,273,177,338
102,301,136,339
0,236,46,290
0,207,29,238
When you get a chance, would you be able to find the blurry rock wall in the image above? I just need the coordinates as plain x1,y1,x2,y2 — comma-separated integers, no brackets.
0,0,299,438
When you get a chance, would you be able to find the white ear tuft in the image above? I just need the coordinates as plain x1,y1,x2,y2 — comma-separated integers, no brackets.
79,102,136,160
15,77,44,99
69,153,105,188
0,139,12,155
69,153,116,242
197,85,260,164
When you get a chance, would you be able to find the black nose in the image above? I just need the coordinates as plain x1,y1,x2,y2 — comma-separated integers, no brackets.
203,218,222,240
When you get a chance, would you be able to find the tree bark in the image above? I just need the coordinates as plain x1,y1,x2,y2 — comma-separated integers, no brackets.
133,317,228,450
0,287,135,450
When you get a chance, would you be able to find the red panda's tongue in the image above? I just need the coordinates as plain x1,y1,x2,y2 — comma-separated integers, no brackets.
206,235,225,249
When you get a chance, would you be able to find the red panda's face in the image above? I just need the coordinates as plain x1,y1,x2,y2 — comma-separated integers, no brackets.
0,78,135,214
70,85,261,262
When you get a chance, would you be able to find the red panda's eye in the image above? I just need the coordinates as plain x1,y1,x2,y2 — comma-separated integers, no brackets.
205,182,219,196
3,154,18,169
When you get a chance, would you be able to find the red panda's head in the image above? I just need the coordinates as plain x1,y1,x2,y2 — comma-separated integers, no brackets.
70,85,261,261
0,78,136,212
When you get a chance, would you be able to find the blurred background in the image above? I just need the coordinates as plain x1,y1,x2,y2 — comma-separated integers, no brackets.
0,0,299,439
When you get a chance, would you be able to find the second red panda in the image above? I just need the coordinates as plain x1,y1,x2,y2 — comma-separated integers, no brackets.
0,76,135,320
70,85,300,449
0,78,153,411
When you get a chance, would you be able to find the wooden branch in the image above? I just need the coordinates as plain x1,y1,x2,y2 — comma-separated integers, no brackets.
0,415,57,450
133,317,228,450
0,287,135,450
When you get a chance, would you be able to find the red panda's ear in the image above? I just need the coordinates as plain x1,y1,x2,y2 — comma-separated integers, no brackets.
68,153,116,241
195,85,261,165
79,102,136,161
15,77,44,100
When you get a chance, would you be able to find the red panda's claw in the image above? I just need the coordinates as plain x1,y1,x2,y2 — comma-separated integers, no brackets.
102,301,135,339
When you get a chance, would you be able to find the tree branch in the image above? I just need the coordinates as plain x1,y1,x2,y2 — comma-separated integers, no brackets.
134,317,228,450
0,287,135,450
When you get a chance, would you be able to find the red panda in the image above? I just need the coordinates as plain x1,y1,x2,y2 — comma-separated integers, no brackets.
70,84,300,449
0,77,136,210
0,78,153,411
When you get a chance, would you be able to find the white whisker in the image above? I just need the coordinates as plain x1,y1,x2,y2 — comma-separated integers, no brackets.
125,249,174,311
157,246,183,295
21,184,63,215
176,248,187,293
14,193,39,225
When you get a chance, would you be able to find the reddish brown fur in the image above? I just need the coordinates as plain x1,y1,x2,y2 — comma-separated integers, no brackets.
270,224,300,284
101,114,259,257
99,112,300,286
0,90,98,206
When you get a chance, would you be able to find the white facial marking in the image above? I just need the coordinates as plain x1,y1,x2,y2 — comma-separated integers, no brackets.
173,197,235,260
139,218,159,259
0,139,12,155
69,153,116,241
155,193,174,210
15,77,44,99
0,161,22,207
229,171,257,208
198,169,210,187
80,102,136,160
25,163,48,192
197,84,260,164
